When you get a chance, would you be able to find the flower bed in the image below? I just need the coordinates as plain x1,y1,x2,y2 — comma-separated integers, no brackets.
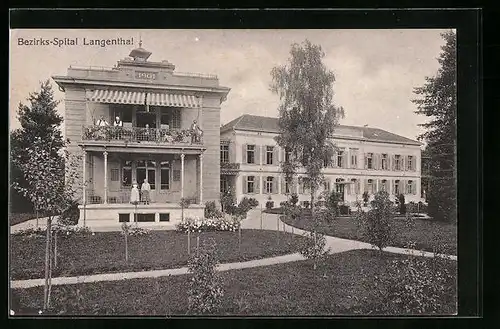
176,216,240,233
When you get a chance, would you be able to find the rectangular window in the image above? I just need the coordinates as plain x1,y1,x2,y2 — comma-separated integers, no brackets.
247,176,255,194
113,106,133,128
351,179,359,194
407,180,414,194
111,168,120,182
367,179,374,193
220,145,229,163
381,154,388,170
160,161,170,190
351,152,358,168
220,176,229,194
160,108,171,130
266,176,274,194
266,146,274,165
367,153,373,169
395,155,401,171
118,213,129,223
407,156,414,171
285,147,292,163
394,180,400,195
337,150,344,168
137,214,155,222
247,145,255,164
171,109,181,129
147,160,156,190
380,179,387,192
159,213,170,222
122,160,132,187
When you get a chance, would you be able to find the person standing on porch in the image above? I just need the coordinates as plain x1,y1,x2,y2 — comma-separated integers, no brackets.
96,115,109,126
130,183,140,204
141,178,151,205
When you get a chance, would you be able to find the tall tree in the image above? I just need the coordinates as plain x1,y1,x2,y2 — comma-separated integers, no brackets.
412,31,457,223
270,39,344,222
10,80,65,214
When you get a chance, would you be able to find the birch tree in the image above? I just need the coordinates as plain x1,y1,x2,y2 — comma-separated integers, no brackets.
270,39,344,223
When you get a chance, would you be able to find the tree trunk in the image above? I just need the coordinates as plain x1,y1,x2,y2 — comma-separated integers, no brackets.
53,230,58,269
238,226,242,255
124,233,129,263
43,216,52,310
36,208,39,228
187,229,191,255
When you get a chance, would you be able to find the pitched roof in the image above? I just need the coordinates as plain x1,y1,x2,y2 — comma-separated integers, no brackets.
220,114,422,146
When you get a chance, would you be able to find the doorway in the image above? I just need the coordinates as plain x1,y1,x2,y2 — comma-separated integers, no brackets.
335,178,345,201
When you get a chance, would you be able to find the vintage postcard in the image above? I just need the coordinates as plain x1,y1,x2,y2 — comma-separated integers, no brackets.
9,28,459,317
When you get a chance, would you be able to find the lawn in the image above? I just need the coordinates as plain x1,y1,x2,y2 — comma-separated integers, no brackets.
10,249,457,316
10,229,306,280
280,210,457,255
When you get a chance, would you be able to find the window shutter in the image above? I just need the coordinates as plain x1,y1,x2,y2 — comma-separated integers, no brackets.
346,180,351,195
364,154,368,169
401,180,407,194
242,144,247,163
364,179,369,193
273,147,279,165
392,155,396,170
281,176,286,194
402,156,407,171
242,176,247,194
413,156,417,171
273,176,278,194
256,145,261,165
255,176,260,194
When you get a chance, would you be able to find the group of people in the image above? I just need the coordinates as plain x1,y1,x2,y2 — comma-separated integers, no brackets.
96,115,123,127
129,179,151,205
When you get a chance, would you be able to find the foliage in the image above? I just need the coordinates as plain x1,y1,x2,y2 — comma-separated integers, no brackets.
362,191,370,204
10,80,65,213
127,227,151,237
187,238,224,314
364,191,395,251
413,31,457,223
204,201,224,219
367,245,455,315
222,196,258,220
220,188,236,214
247,197,259,208
266,200,274,210
326,190,341,219
58,199,80,225
58,225,93,238
298,231,330,271
176,216,240,233
12,227,46,239
180,198,191,209
270,39,345,220
289,193,299,207
398,194,406,214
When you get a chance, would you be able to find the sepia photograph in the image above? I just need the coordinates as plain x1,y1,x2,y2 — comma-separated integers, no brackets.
9,27,459,316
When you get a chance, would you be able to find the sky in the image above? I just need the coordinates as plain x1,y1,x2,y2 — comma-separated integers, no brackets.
9,29,450,143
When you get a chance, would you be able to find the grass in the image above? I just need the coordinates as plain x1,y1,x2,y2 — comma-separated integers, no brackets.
10,229,306,280
10,249,457,316
280,209,457,255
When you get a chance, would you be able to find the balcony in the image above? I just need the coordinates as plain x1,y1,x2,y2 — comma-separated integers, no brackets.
220,162,240,175
82,125,203,146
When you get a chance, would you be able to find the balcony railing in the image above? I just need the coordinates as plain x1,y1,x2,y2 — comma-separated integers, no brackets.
82,126,203,145
220,162,240,170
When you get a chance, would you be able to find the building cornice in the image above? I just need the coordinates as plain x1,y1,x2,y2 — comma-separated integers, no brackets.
52,75,231,97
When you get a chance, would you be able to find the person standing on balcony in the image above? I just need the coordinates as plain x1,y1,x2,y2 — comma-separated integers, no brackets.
190,120,203,144
114,116,123,127
141,178,151,205
96,115,109,126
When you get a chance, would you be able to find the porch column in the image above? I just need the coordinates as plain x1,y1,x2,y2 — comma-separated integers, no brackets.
82,150,87,204
103,151,108,204
180,153,185,199
199,153,203,204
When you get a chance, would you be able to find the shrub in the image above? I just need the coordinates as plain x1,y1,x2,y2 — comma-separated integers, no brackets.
298,231,330,271
326,190,341,218
247,198,259,208
303,201,310,209
398,194,406,214
364,191,395,251
362,191,370,205
176,216,240,233
187,238,224,314
204,201,224,219
59,225,93,238
265,200,274,210
12,227,46,238
59,199,80,226
366,245,455,314
289,193,299,206
127,226,151,237
220,189,236,214
339,204,350,215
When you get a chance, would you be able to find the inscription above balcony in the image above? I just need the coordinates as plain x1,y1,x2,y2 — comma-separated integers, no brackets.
82,125,203,146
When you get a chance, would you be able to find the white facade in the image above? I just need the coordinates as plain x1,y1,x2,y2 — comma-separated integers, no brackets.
220,119,423,208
